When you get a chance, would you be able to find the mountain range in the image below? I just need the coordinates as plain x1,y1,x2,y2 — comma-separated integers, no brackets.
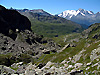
17,9,51,16
14,8,100,27
58,8,100,26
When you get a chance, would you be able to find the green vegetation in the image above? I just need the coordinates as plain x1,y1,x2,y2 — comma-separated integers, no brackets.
10,67,19,71
36,23,100,66
36,39,86,64
0,53,15,66
53,33,81,47
27,13,83,37
18,54,33,64
0,53,34,66
34,23,100,75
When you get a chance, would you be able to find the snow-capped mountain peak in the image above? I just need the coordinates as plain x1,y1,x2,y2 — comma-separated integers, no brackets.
58,8,94,20
58,8,100,26
58,10,80,18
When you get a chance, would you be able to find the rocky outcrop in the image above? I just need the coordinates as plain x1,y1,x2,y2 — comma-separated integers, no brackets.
0,61,84,75
0,5,31,40
82,23,100,39
0,65,16,74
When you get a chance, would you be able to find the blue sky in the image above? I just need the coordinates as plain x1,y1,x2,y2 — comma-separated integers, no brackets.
0,0,100,14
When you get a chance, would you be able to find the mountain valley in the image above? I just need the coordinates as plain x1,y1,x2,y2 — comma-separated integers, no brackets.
0,5,100,75
16,8,84,37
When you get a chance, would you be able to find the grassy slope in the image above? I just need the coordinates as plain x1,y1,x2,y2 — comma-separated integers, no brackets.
31,21,81,37
35,23,100,74
36,23,100,61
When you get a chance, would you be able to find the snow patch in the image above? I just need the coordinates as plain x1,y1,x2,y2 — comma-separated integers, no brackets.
88,11,93,14
59,10,81,18
81,13,85,16
69,15,73,18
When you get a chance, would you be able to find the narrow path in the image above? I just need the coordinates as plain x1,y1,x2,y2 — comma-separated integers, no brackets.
37,55,46,62
58,44,70,53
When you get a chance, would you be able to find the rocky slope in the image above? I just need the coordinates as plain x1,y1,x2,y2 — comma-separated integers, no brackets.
0,5,61,68
58,8,100,26
1,22,100,74
25,23,100,75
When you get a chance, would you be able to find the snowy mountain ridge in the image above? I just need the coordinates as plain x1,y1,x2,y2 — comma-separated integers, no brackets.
58,8,94,19
58,8,100,25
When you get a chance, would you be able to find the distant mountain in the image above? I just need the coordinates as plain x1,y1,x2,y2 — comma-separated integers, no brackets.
16,9,84,37
17,9,52,16
58,8,100,26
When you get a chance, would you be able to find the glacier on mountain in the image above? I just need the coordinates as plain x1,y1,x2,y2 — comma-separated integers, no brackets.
58,8,94,19
58,8,100,25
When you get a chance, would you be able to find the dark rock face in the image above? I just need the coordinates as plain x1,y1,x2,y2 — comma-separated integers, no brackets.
0,5,31,37
70,70,83,75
